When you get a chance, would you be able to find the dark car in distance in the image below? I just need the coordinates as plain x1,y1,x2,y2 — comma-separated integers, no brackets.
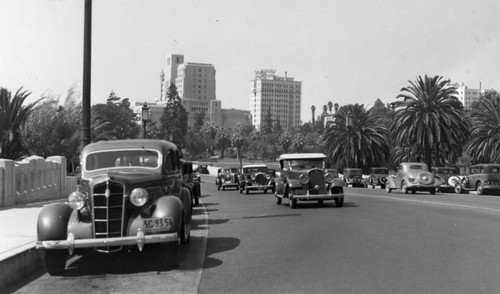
36,139,193,275
343,168,366,188
216,167,240,190
368,167,389,189
239,164,275,194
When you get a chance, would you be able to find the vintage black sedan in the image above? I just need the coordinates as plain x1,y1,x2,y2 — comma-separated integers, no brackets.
36,139,192,275
239,164,275,194
274,153,345,208
216,167,240,190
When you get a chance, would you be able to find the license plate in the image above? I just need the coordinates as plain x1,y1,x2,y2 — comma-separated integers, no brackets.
143,217,173,232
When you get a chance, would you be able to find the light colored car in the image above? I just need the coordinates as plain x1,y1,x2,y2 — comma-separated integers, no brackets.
274,153,345,208
386,162,439,194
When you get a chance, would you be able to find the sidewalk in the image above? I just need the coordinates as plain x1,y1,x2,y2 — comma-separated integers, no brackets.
0,199,63,290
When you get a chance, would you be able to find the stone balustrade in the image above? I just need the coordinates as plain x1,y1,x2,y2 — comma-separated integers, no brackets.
0,156,77,207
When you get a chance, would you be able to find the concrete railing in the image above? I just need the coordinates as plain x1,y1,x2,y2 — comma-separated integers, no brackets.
0,156,77,208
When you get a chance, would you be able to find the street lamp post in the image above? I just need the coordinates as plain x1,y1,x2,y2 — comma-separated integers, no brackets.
346,111,353,168
142,102,150,139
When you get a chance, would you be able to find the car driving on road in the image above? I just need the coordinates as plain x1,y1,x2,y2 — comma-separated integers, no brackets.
239,164,275,194
274,153,345,208
386,162,439,194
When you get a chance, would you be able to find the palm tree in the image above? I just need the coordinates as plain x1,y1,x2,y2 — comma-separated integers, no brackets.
0,87,42,159
465,91,500,163
328,101,333,113
392,75,469,169
334,103,339,113
323,104,389,169
311,105,316,123
201,121,219,155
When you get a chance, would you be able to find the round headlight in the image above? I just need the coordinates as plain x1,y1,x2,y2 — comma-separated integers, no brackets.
130,188,149,207
68,191,87,211
251,175,256,181
299,174,309,184
266,174,271,180
325,173,335,183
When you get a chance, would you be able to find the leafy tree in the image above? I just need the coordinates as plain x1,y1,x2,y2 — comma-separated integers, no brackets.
323,104,389,170
193,111,206,130
216,128,231,159
92,91,140,141
160,84,188,147
278,131,293,153
201,121,219,155
184,129,209,159
290,133,305,153
231,124,248,170
392,75,469,169
262,106,273,134
0,87,42,159
465,91,500,163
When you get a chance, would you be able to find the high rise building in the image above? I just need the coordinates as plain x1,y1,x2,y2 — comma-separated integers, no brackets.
250,69,302,131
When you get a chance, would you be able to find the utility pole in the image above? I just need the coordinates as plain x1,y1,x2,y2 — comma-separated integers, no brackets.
81,0,92,150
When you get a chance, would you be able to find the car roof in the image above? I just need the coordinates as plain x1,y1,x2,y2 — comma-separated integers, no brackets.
82,139,177,154
278,153,327,161
242,164,268,168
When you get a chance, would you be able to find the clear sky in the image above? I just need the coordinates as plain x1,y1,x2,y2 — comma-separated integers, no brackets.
1,0,499,122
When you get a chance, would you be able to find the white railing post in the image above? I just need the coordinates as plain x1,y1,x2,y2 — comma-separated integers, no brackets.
0,159,15,207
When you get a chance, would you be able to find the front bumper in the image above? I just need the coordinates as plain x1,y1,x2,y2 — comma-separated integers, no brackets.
291,192,344,201
36,230,178,254
246,184,274,190
222,181,239,187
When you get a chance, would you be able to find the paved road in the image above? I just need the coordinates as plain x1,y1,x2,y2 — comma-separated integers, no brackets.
11,176,500,293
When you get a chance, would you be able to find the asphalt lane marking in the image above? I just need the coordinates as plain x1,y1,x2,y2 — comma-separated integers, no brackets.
354,194,500,214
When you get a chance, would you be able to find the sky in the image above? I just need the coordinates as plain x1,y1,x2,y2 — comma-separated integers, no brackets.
1,0,499,122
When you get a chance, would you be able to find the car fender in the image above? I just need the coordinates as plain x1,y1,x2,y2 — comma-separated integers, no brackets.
275,177,285,195
37,203,73,241
386,175,397,188
128,195,183,235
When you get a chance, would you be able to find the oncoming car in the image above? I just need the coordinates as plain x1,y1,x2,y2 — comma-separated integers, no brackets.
368,167,389,189
274,153,345,208
36,140,192,275
386,162,439,194
239,164,275,194
216,167,240,190
343,168,366,188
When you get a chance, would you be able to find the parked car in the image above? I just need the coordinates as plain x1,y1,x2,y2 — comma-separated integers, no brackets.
182,160,201,205
274,153,345,208
368,167,389,189
452,164,500,195
343,168,366,187
326,168,339,178
386,162,439,194
239,164,275,194
431,166,458,193
36,139,192,275
216,167,240,190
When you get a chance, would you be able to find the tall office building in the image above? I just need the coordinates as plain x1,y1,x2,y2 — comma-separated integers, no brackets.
160,54,220,126
250,69,302,131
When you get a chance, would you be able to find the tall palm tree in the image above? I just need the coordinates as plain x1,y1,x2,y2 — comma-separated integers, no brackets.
311,105,316,123
323,104,389,169
0,87,42,159
465,91,500,163
328,101,333,113
334,103,339,113
392,75,469,169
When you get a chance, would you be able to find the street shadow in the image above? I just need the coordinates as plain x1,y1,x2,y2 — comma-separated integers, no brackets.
287,201,358,209
202,237,240,269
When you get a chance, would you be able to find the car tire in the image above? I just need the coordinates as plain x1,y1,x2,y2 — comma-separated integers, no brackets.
454,184,463,194
275,195,282,205
271,184,276,194
335,197,344,207
430,189,436,195
264,189,267,194
381,184,386,190
290,198,297,209
477,182,485,195
180,212,191,244
411,189,416,194
222,185,226,191
246,188,249,194
318,200,324,205
386,185,392,193
402,181,408,194
43,249,67,276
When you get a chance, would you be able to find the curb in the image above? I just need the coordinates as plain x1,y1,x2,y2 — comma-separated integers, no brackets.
0,243,43,291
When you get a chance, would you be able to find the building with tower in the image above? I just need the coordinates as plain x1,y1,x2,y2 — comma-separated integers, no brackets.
250,69,302,131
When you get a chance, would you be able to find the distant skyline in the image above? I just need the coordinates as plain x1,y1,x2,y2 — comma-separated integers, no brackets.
1,0,499,122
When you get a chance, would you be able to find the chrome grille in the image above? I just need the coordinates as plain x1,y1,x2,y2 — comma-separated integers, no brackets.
308,169,325,194
92,180,125,252
255,173,266,185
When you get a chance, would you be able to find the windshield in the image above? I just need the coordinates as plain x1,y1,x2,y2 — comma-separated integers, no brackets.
243,167,267,173
372,168,388,174
288,159,324,169
346,169,362,175
85,149,159,171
